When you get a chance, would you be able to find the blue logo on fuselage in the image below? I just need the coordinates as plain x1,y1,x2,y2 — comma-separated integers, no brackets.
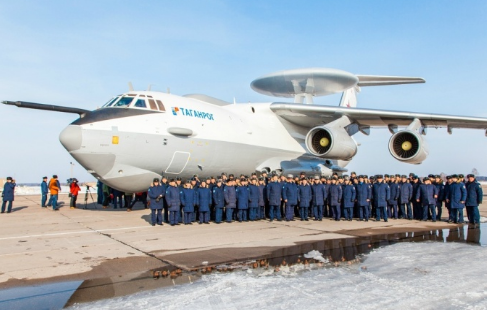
171,107,214,121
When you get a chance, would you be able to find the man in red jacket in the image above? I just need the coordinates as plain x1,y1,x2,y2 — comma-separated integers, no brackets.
70,179,81,209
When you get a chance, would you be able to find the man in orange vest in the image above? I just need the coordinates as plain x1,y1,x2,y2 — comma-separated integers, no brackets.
47,175,61,211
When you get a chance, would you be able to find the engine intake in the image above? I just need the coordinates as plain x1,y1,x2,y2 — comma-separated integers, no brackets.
305,126,357,160
388,130,428,164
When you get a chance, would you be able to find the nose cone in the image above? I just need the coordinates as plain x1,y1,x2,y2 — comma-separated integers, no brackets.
59,125,82,152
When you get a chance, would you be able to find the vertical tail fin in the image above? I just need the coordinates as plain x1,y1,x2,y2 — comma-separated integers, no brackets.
339,86,360,108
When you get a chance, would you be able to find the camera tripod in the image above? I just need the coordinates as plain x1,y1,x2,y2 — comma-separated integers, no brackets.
83,186,96,209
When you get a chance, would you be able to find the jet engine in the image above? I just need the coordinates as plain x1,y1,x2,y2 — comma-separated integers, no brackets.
388,130,429,164
305,126,357,160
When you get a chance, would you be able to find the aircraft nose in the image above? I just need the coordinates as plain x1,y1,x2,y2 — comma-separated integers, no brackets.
59,125,82,152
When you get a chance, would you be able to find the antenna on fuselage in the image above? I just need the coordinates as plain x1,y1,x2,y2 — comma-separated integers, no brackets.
128,82,134,91
147,84,153,91
167,87,171,94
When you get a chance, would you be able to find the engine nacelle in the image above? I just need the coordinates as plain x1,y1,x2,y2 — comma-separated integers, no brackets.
388,130,429,164
305,126,357,160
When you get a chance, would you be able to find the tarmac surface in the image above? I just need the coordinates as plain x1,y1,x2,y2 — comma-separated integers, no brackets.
1,192,485,292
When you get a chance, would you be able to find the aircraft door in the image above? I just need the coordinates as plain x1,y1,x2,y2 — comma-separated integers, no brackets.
165,151,190,174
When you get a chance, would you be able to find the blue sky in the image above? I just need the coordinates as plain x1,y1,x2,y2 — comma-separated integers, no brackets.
1,0,486,183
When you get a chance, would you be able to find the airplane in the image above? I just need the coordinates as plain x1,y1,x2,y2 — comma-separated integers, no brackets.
3,67,487,192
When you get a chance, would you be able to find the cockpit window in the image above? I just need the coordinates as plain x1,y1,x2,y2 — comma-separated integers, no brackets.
102,97,119,107
134,99,147,108
113,97,134,107
156,100,166,111
148,99,158,110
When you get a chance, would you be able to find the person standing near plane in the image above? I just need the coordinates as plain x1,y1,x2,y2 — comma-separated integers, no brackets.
465,174,483,225
212,179,225,223
160,176,169,222
257,177,266,220
165,178,181,226
129,191,148,210
196,181,211,224
444,176,453,222
329,176,342,221
41,176,48,208
236,178,249,222
47,175,61,211
398,175,413,220
355,175,371,221
411,176,421,220
448,174,467,224
373,175,390,222
267,175,283,222
112,188,123,209
282,174,298,221
434,175,445,221
311,175,327,221
148,178,164,226
180,180,196,225
69,178,80,209
387,175,399,219
416,177,439,221
102,183,111,208
297,177,312,221
1,177,16,213
248,178,260,221
342,177,356,221
223,179,237,223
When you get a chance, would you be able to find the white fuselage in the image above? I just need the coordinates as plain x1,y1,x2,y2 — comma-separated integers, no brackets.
60,91,345,192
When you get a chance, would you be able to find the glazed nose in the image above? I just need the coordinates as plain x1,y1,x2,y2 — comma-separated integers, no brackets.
59,125,82,152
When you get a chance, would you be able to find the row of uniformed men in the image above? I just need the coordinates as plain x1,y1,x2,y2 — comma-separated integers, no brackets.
145,172,482,226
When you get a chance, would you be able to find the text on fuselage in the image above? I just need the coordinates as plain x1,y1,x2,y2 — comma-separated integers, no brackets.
171,107,214,121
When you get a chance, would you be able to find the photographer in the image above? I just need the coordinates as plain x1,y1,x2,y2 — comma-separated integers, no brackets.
1,177,16,213
69,179,81,209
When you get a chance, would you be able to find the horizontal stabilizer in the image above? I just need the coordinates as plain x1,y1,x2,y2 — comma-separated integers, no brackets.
2,101,89,117
357,75,425,87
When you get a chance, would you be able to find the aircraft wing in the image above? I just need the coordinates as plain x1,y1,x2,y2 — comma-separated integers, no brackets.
2,101,89,116
270,102,487,134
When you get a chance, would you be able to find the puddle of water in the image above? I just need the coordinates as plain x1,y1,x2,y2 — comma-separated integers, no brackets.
0,280,82,310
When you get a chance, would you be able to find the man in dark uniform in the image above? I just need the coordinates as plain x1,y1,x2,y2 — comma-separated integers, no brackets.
411,175,421,220
257,177,266,220
212,179,225,224
342,176,356,221
41,177,48,208
387,174,399,219
434,175,445,221
282,174,298,221
197,181,212,224
297,177,312,221
373,175,390,222
311,175,327,221
448,175,467,224
444,176,453,222
267,175,283,222
180,180,196,225
328,176,342,221
398,175,413,220
416,177,439,221
160,176,169,223
355,175,371,221
1,177,16,213
223,179,237,223
165,178,181,226
147,178,164,226
465,174,483,225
